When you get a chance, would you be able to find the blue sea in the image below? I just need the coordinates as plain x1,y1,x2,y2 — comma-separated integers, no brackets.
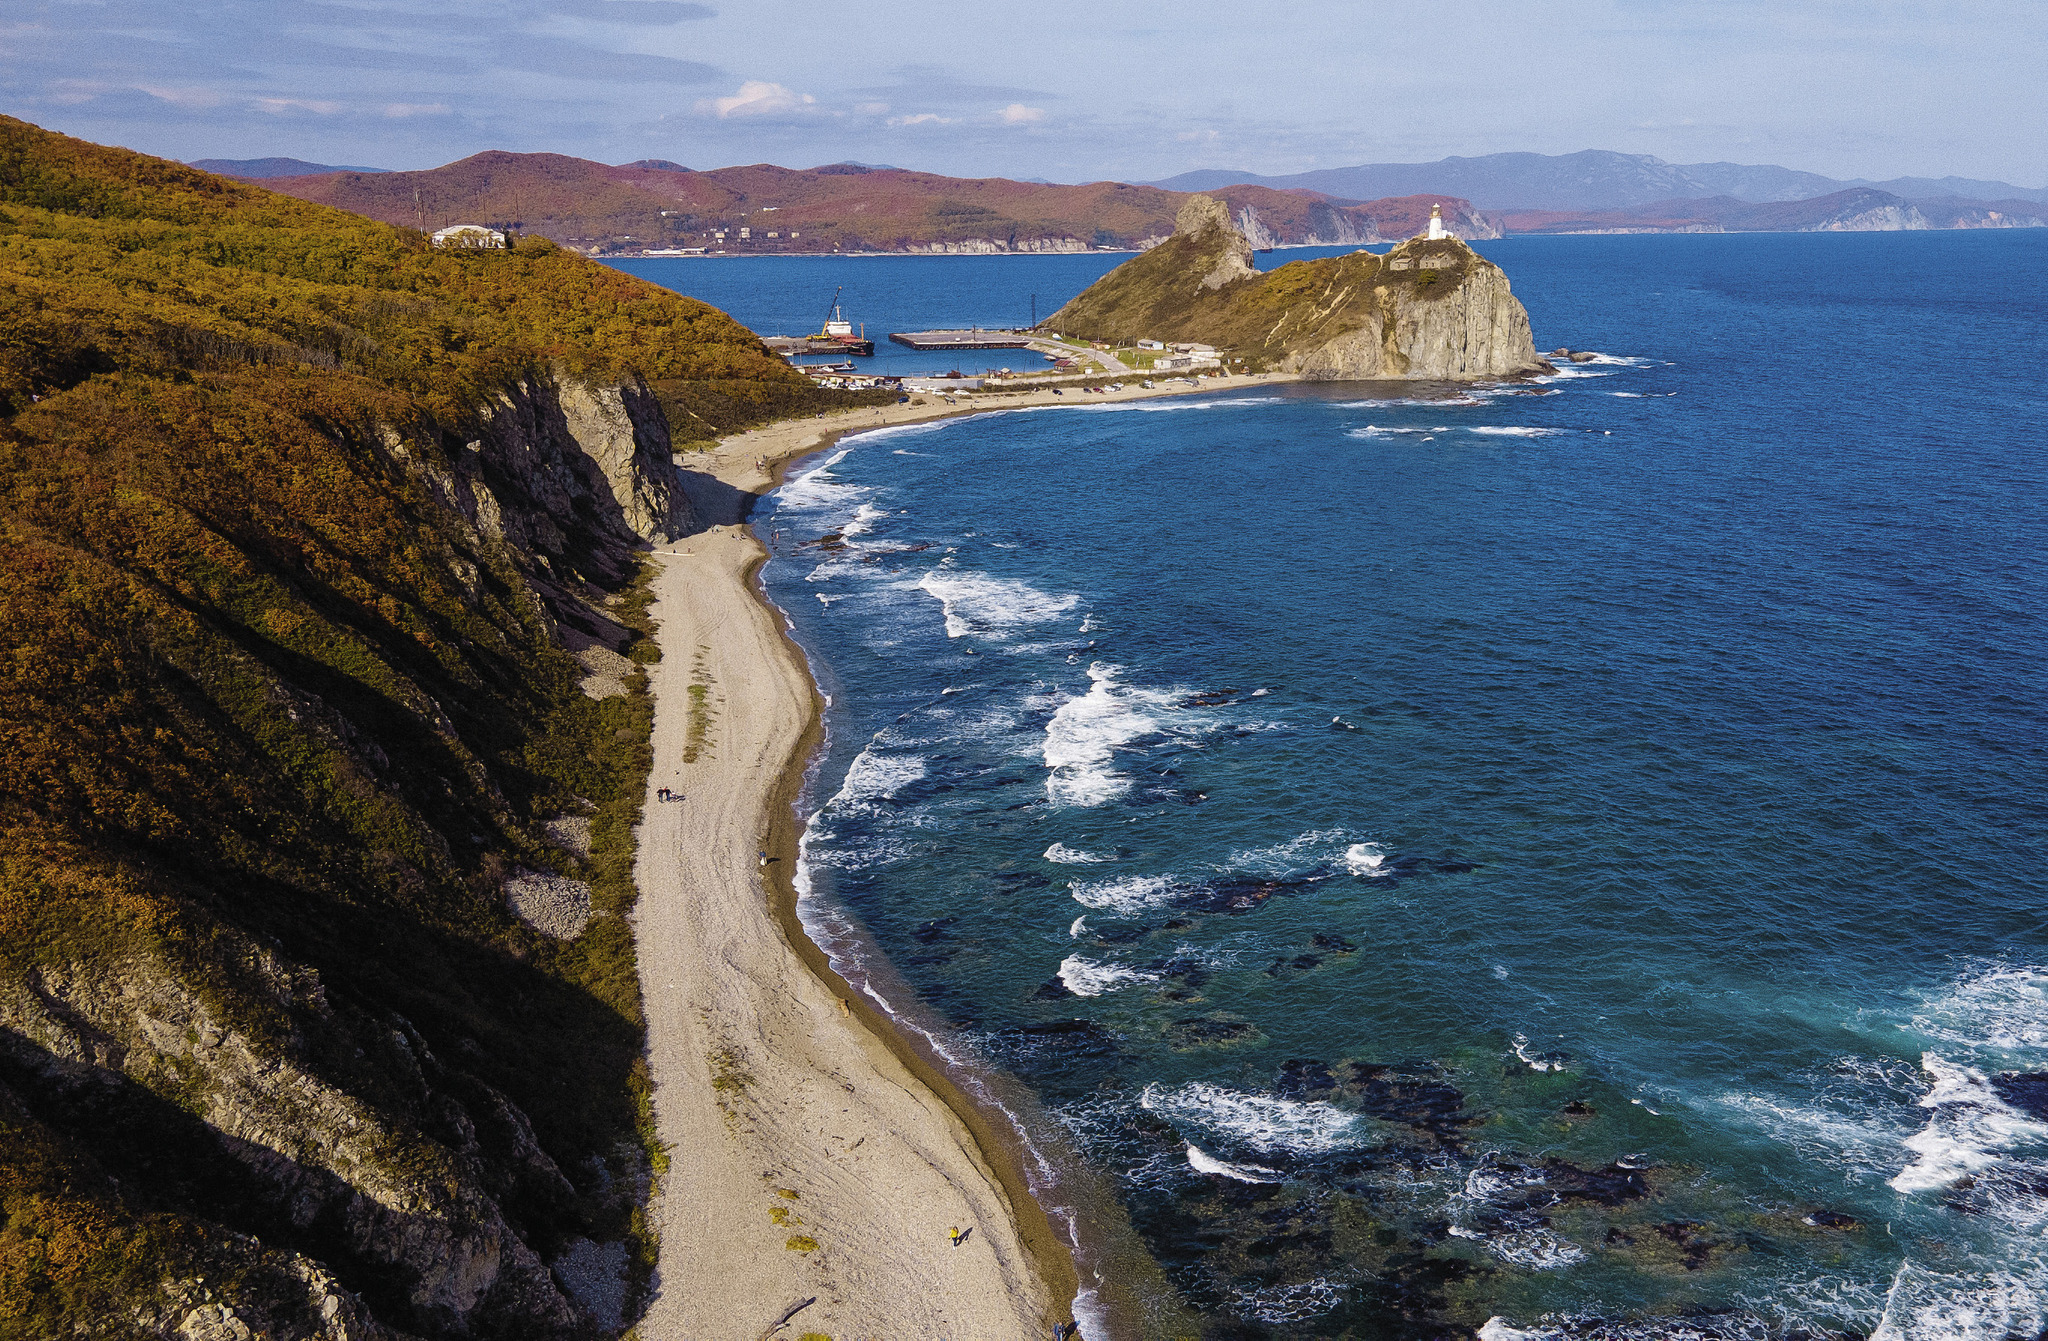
621,234,2048,1339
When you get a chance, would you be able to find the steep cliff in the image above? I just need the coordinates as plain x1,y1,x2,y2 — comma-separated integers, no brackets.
1046,195,1544,380
0,116,869,1339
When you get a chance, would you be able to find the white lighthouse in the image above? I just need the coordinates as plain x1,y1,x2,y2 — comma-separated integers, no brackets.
1427,203,1448,241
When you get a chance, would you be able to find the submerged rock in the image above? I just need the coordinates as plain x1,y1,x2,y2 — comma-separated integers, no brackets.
1166,1016,1264,1049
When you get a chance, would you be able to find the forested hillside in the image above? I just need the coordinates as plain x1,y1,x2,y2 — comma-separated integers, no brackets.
0,115,856,1338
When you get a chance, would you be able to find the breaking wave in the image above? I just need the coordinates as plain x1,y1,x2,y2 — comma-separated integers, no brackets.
915,569,1079,639
1140,1081,1367,1155
1186,1143,1283,1183
1042,662,1177,806
1057,955,1157,997
1068,874,1182,914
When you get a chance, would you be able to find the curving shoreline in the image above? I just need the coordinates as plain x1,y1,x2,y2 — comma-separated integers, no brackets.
633,374,1283,1339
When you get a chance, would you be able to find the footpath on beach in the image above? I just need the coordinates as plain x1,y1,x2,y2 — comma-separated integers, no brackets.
630,374,1275,1339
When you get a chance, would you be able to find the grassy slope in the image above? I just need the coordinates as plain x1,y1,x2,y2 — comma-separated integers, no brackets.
0,116,857,1336
250,152,1479,253
1045,216,1480,371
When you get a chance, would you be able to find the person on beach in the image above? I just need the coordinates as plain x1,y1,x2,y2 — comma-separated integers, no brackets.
657,786,669,802
948,1225,971,1247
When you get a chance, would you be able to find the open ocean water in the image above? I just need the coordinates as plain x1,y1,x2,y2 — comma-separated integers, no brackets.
628,233,2048,1338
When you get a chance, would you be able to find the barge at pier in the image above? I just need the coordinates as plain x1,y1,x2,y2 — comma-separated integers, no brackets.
766,289,875,357
888,328,1034,351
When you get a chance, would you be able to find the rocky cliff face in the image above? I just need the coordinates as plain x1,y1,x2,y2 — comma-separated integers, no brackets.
0,114,850,1341
0,368,686,1340
1046,195,1543,381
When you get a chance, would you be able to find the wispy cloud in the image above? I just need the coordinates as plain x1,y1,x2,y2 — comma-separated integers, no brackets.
253,97,344,116
493,37,719,83
697,80,815,118
998,103,1044,124
557,0,716,21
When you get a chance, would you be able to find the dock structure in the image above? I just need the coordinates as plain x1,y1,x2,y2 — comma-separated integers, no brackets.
888,329,1034,351
765,334,876,357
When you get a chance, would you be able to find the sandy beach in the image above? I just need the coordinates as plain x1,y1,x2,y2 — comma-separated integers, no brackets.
631,372,1280,1339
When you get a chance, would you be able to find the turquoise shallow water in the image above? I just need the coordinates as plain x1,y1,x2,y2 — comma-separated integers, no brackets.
644,234,2048,1338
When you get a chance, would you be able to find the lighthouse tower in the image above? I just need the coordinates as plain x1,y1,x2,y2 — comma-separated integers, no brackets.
1427,203,1448,241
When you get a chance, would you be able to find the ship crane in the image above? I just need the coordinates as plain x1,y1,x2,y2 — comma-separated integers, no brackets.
810,286,873,355
818,286,863,341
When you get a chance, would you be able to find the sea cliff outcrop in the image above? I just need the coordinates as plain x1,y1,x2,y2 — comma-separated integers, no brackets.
1046,194,1544,380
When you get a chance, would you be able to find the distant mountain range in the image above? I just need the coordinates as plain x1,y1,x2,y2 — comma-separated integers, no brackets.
186,156,389,178
220,151,1489,254
1498,188,2048,236
1151,150,2048,211
197,147,2048,251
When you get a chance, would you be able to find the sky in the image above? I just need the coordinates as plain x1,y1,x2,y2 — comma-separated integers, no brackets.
5,0,2044,187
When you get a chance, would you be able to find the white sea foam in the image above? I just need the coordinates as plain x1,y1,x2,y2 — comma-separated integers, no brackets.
1229,828,1349,876
840,502,890,536
1057,955,1156,997
1332,395,1490,409
1479,1319,1547,1341
1225,1277,1347,1324
1870,1261,2048,1341
775,447,866,511
1069,915,1086,938
1512,1033,1567,1072
1045,842,1111,864
914,569,1077,639
1469,426,1567,437
1912,962,2048,1056
1070,396,1284,414
1078,614,1104,633
1486,1227,1589,1269
1068,874,1181,914
1345,841,1388,876
1043,662,1173,806
824,747,926,816
1140,1081,1366,1154
1712,1089,1913,1185
1890,1053,2048,1194
1186,1143,1284,1182
1348,424,1449,439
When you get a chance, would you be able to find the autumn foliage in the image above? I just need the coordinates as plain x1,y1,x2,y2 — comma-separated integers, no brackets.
0,115,812,1332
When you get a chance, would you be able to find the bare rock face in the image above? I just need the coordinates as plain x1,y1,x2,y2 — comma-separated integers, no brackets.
0,946,582,1338
1277,237,1540,380
553,377,689,542
1048,198,1544,381
1176,195,1257,291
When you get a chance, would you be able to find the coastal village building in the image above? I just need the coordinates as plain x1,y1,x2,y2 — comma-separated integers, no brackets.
430,224,506,249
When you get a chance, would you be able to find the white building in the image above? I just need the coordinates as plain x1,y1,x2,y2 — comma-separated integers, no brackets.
431,224,506,249
1426,204,1450,241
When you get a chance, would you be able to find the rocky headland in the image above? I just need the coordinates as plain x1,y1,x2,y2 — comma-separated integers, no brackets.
1045,195,1546,380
